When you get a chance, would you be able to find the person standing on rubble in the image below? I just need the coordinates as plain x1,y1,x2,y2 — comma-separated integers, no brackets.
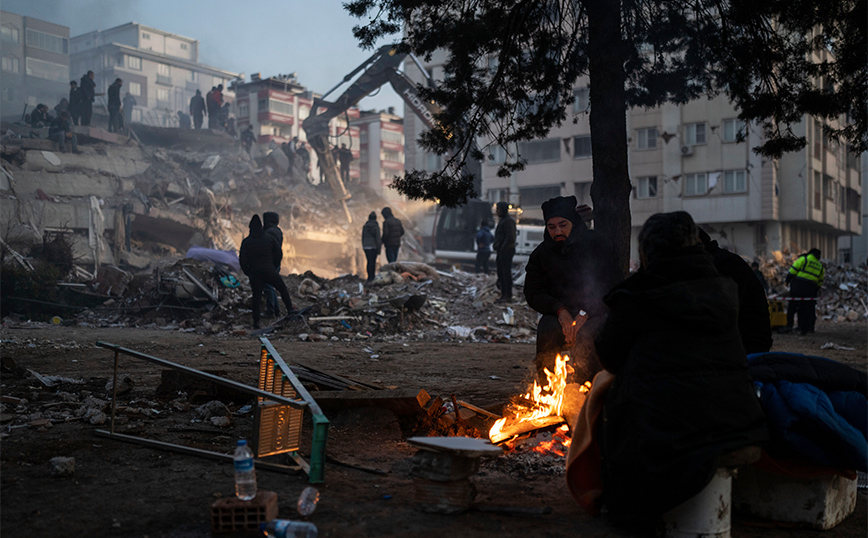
338,143,354,183
190,89,206,129
262,212,285,318
587,211,767,530
524,196,620,382
107,78,123,133
241,125,256,155
296,142,311,179
239,215,295,329
68,80,82,125
785,248,825,335
122,92,137,130
475,220,494,274
493,201,516,303
381,207,404,263
79,71,97,126
206,87,219,129
362,211,382,282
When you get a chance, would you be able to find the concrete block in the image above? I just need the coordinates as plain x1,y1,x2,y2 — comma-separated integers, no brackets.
732,466,858,529
12,171,121,198
21,147,149,178
49,456,75,478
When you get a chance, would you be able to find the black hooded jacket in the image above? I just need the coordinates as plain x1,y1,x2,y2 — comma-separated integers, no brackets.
381,207,404,247
262,212,283,269
239,217,281,276
595,248,768,525
524,221,621,323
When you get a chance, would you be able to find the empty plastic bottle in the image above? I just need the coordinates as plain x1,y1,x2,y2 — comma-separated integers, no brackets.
233,439,256,501
261,519,318,538
296,486,320,516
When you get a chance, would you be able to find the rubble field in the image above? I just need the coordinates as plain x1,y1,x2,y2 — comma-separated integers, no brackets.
0,320,865,538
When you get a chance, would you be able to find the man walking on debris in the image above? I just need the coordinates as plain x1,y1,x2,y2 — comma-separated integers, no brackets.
362,211,382,282
493,201,516,303
241,125,256,154
296,142,310,179
786,248,825,335
338,143,354,183
206,86,219,128
699,229,773,353
475,220,494,274
239,214,295,329
122,92,136,130
107,78,123,133
524,196,620,382
79,71,97,126
190,89,206,129
381,207,404,263
262,212,285,318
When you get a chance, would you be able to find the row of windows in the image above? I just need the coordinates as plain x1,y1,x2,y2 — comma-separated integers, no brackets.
381,129,403,145
26,29,68,55
25,57,68,83
257,98,294,116
635,170,748,199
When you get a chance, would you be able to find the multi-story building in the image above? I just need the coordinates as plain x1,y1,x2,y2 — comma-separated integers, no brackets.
231,74,361,182
0,11,70,119
69,22,238,127
352,109,404,199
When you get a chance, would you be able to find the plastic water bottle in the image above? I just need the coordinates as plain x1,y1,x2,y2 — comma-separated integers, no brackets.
261,519,318,538
296,486,320,516
233,439,256,501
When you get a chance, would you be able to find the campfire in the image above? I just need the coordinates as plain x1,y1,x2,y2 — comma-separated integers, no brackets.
489,353,590,445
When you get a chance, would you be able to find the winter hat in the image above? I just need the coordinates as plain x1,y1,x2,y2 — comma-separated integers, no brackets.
542,196,580,225
368,211,377,220
248,214,263,232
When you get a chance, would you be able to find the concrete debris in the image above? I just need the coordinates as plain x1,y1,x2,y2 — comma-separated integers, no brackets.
195,400,232,422
106,375,135,396
49,456,75,478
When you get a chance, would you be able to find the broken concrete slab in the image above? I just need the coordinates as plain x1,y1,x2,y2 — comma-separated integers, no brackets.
20,147,149,178
9,171,131,198
72,126,129,145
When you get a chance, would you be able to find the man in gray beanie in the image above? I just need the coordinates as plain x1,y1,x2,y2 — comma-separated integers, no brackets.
524,195,621,383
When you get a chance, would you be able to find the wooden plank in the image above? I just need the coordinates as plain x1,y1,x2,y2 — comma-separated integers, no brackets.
308,388,430,417
292,361,380,391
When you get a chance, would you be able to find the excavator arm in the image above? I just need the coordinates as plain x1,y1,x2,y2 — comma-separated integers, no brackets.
301,45,442,223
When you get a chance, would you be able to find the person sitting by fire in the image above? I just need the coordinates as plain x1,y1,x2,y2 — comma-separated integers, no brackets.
523,195,621,384
574,211,767,531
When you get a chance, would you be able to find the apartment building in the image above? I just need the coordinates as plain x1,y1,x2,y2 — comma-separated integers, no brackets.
70,23,238,127
352,109,404,199
0,11,70,118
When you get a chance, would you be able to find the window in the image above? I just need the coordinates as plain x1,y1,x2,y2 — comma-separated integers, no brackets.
382,129,403,145
128,56,142,70
520,185,562,207
25,29,68,54
722,119,745,142
488,145,506,164
25,58,68,82
257,98,267,112
723,170,747,193
157,63,170,75
382,149,402,163
128,81,141,96
637,127,657,150
517,138,560,163
268,99,294,116
823,175,834,201
572,88,589,113
180,43,188,50
813,171,822,208
839,185,846,213
1,25,19,43
2,56,19,74
684,123,706,145
238,101,249,117
636,176,657,199
156,88,169,103
684,173,708,196
573,135,592,158
142,32,151,40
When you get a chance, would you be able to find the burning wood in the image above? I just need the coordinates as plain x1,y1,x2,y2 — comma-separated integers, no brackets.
489,354,590,444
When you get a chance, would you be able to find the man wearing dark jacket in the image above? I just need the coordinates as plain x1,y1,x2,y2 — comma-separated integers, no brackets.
262,212,285,318
381,207,404,263
239,215,294,329
594,211,767,529
698,229,773,354
190,89,206,129
48,111,77,153
107,78,123,132
524,196,621,382
475,220,494,274
493,201,516,303
79,71,96,126
361,211,382,282
69,81,82,125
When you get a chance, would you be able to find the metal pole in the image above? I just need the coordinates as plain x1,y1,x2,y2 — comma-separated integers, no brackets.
110,349,119,434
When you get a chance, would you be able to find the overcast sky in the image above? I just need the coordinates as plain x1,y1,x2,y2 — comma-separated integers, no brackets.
3,0,403,112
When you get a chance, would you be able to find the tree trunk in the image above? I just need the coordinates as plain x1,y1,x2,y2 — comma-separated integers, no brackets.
585,0,632,277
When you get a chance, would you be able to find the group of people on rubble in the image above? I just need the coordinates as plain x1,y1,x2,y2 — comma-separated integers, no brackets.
360,207,405,282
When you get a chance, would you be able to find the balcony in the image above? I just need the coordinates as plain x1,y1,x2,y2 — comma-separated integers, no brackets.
156,74,172,86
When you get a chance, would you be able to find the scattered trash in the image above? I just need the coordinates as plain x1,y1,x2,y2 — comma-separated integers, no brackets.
820,342,856,351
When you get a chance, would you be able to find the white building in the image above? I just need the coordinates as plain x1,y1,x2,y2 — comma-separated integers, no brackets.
70,23,238,127
352,109,404,200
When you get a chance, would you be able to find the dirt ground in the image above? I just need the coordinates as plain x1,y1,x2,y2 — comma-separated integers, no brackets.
1,320,866,538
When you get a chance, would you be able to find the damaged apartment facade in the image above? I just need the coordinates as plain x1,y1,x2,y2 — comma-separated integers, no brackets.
403,52,865,265
69,22,239,129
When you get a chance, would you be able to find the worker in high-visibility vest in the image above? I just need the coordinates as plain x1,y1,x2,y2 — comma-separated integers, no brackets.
785,248,825,335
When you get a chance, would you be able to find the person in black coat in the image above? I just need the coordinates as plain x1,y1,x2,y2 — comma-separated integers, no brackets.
524,195,621,382
595,211,767,529
361,211,382,282
189,89,206,129
699,229,773,354
239,215,294,329
68,80,82,125
493,201,516,303
381,207,404,263
29,104,51,127
107,78,123,132
79,71,96,126
262,212,284,318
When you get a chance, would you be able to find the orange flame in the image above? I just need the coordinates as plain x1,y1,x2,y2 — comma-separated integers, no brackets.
489,353,571,442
